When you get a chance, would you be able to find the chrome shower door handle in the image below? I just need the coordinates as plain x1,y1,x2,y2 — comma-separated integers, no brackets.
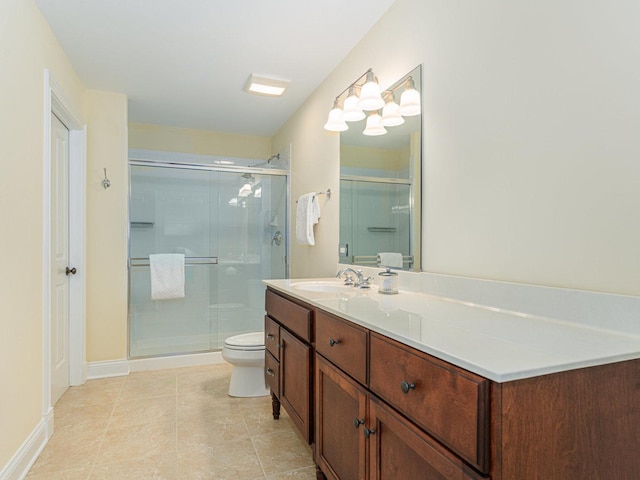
271,231,282,246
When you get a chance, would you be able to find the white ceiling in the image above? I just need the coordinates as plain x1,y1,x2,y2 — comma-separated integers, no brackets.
35,0,397,136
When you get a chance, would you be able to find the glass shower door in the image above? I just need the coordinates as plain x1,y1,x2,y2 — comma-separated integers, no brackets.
210,171,287,349
129,164,287,358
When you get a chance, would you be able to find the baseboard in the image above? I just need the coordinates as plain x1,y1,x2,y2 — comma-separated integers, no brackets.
86,359,130,379
86,352,225,378
0,418,48,480
129,351,224,372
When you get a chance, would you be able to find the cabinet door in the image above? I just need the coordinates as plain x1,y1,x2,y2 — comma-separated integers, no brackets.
315,354,368,480
280,328,312,442
368,396,484,480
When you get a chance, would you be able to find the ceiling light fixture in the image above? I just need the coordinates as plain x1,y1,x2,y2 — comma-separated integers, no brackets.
244,74,289,97
324,68,420,136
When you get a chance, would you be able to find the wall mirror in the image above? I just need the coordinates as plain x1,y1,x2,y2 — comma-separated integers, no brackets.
339,65,422,271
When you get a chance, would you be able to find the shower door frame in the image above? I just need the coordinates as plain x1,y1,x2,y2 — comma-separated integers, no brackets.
127,158,290,359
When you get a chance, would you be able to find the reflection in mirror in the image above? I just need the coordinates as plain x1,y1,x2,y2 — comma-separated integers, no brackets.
339,65,422,271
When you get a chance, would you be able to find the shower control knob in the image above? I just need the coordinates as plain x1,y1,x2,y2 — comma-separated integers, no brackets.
65,266,77,276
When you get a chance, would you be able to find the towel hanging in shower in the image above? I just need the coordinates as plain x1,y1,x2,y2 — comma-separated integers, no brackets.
150,253,185,300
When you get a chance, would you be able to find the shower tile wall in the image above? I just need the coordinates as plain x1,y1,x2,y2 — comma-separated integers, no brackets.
129,165,287,358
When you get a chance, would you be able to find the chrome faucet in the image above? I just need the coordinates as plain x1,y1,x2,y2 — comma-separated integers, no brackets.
336,268,374,289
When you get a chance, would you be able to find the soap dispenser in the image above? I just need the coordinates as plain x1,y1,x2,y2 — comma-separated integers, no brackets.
378,268,398,295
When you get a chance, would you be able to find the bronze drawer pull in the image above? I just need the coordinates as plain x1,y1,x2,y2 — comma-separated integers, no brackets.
266,367,275,377
266,333,275,340
400,380,416,394
329,338,341,347
364,427,376,438
353,418,365,429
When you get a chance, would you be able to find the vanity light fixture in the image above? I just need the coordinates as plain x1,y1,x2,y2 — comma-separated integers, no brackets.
324,68,420,135
244,74,289,97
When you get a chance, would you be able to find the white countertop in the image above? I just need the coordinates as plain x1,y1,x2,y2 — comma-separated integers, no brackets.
263,278,640,383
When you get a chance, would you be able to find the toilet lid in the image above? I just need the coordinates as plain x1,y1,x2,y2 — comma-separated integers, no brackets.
224,331,264,348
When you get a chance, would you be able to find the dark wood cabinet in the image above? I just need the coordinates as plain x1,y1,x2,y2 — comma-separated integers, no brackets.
265,286,640,479
369,333,490,473
315,355,367,480
264,288,314,443
280,328,312,441
315,340,485,480
369,396,484,480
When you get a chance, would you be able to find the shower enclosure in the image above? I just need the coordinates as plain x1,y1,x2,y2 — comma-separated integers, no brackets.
340,177,412,267
128,154,288,358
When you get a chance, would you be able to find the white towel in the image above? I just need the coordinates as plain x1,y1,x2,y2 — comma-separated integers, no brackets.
150,254,185,300
377,252,403,268
296,193,321,246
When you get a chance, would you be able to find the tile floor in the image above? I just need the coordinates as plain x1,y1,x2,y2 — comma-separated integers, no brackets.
26,363,316,480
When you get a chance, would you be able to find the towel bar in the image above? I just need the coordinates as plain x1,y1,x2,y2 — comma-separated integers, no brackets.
129,257,218,267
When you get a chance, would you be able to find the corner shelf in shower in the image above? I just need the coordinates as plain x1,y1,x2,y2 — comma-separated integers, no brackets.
130,221,155,228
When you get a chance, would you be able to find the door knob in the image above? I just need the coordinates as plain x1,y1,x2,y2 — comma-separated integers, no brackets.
65,267,77,276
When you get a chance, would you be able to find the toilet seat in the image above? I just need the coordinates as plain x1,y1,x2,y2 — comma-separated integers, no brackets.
224,331,264,351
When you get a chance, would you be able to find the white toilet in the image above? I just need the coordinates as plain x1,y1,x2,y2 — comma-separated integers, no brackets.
221,331,270,397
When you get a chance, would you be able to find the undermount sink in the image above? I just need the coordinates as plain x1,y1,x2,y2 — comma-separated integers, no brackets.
290,281,354,293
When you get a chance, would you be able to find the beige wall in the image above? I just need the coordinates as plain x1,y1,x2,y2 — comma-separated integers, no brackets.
85,91,129,362
275,0,640,295
129,123,271,160
0,0,85,469
340,144,408,172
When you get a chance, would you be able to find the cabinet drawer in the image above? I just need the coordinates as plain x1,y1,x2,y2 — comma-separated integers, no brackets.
264,315,281,360
265,350,280,395
316,310,368,385
266,289,313,342
369,333,490,473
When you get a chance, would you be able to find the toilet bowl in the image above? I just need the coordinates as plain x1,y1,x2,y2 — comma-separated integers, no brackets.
221,331,269,397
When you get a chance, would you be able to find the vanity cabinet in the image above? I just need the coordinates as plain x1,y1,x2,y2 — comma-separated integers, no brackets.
314,311,486,480
265,282,640,480
264,288,314,443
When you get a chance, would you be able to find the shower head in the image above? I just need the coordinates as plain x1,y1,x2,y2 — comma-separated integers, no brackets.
249,153,280,168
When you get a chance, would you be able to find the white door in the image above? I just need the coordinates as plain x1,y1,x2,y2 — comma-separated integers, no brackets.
51,112,71,405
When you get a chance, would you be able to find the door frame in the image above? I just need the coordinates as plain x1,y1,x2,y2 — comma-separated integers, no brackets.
42,70,87,434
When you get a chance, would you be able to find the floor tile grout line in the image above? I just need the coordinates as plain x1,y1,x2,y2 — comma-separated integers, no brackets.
246,414,270,479
84,375,127,480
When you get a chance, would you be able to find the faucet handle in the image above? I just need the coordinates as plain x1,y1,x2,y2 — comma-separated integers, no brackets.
358,276,374,289
343,274,355,286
